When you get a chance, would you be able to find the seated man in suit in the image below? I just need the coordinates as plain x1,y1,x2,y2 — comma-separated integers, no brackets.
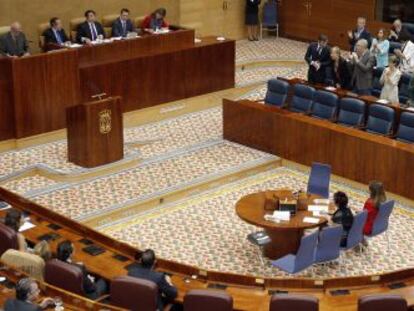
348,17,372,51
56,240,107,300
389,19,414,43
347,39,376,95
128,249,177,310
0,22,30,57
304,34,331,84
43,17,69,46
76,10,105,44
3,278,54,311
112,8,134,38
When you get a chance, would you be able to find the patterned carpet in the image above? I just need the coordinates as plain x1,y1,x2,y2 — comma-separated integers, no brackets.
100,166,414,279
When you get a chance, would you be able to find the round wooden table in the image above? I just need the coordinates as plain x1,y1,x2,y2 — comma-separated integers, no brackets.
236,189,330,260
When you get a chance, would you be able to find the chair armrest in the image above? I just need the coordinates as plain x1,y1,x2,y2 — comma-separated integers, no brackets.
95,294,110,303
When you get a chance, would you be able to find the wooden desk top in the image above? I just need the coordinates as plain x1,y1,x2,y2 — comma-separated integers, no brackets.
236,190,328,230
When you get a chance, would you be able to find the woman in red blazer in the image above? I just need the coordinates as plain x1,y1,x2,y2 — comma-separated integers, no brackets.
363,181,387,235
141,8,168,31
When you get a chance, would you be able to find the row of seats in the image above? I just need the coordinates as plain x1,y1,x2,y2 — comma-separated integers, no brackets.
265,79,414,143
372,67,412,104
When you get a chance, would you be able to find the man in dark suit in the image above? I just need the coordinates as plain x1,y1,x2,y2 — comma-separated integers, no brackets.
4,278,54,311
389,19,414,43
43,17,69,45
76,10,105,44
348,17,372,51
304,34,331,84
348,39,376,95
0,22,30,57
128,249,178,310
112,8,135,38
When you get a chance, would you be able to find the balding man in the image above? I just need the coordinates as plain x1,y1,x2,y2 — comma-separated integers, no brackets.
0,22,30,57
348,39,376,95
348,17,372,51
389,19,414,43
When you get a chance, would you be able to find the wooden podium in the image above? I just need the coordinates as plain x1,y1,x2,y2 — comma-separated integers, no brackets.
66,96,123,168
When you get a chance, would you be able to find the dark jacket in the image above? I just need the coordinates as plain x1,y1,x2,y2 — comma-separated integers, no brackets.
0,32,29,57
349,28,372,51
4,299,42,311
42,27,69,44
111,18,134,37
389,25,414,43
128,265,177,310
327,57,352,89
304,42,331,84
246,0,261,14
76,21,105,43
332,206,354,247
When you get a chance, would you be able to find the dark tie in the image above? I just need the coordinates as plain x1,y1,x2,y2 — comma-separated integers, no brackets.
91,23,97,40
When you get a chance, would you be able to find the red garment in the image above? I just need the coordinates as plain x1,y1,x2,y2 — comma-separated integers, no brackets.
141,15,168,29
363,198,379,235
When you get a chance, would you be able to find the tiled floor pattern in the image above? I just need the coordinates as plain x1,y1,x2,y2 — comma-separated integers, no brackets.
101,166,414,279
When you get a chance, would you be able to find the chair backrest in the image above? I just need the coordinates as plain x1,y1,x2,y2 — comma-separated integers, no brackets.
111,276,158,311
264,79,290,107
396,111,414,143
270,294,319,311
135,16,146,29
315,226,343,263
358,294,407,311
307,162,331,198
102,14,118,38
344,210,368,250
45,259,84,295
370,200,394,236
371,67,385,97
0,223,18,257
262,1,278,26
398,73,412,104
0,26,10,37
366,104,395,135
290,84,315,113
0,249,45,282
337,98,366,127
69,17,85,42
184,289,233,311
311,90,339,120
37,22,49,50
294,231,319,272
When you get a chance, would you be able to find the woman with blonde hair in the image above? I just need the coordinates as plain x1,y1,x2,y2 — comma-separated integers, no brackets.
363,181,387,235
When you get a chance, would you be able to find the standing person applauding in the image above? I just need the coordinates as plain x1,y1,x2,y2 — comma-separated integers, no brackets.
245,0,261,41
380,55,402,103
304,34,331,84
370,29,390,68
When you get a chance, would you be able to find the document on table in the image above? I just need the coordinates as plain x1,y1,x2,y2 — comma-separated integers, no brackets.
303,217,320,224
308,205,329,212
19,221,36,232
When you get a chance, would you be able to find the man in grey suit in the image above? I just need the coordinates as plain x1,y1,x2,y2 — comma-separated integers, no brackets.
348,39,376,95
0,22,30,57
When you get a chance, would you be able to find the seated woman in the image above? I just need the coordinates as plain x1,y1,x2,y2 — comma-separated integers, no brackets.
141,8,168,32
56,240,107,300
331,191,354,247
4,209,27,252
363,181,386,236
380,55,402,103
326,46,352,90
370,28,390,68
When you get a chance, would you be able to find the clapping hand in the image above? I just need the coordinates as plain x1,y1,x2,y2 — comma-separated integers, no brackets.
347,30,353,39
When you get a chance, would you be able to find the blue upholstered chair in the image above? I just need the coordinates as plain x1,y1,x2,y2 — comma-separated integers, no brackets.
264,79,290,107
271,230,318,274
371,67,385,98
289,84,315,113
337,98,366,127
307,162,331,198
311,90,339,120
315,226,343,264
260,0,279,39
398,73,411,104
341,211,368,251
365,104,395,135
395,112,414,143
358,294,408,311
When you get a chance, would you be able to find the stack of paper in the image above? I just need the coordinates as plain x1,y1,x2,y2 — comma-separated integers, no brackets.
303,217,320,224
19,221,36,232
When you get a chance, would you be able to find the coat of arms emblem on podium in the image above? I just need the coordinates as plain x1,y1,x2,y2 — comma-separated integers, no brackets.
99,109,112,134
